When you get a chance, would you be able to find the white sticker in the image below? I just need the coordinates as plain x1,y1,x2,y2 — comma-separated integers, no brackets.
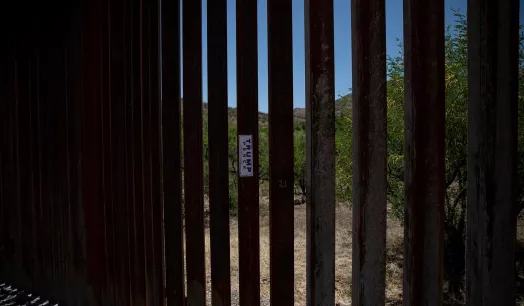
239,135,253,177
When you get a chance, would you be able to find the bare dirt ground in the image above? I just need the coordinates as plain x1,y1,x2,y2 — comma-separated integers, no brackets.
186,199,524,305
194,199,404,305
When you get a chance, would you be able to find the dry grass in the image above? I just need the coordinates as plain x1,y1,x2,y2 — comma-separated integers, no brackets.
193,198,405,305
179,203,524,305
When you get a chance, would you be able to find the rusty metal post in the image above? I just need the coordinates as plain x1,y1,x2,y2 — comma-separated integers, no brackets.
140,0,159,303
130,0,149,302
207,0,231,304
141,0,156,303
466,0,520,305
304,0,336,305
52,43,69,303
183,0,206,303
351,0,387,304
65,19,87,303
109,0,131,302
148,0,166,304
402,0,445,304
124,0,136,301
236,0,260,304
31,51,45,298
267,0,294,304
17,47,35,293
13,52,23,290
2,49,19,287
82,0,108,302
0,54,6,283
161,0,185,304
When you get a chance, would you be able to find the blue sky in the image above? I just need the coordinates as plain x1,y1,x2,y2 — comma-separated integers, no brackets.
183,0,522,113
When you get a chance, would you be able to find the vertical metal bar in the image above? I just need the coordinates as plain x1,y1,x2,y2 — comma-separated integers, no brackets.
13,52,23,289
62,44,72,305
236,0,260,304
32,51,45,297
5,53,16,285
27,52,37,294
47,42,59,301
161,0,185,303
54,43,68,302
402,0,445,304
132,0,148,301
123,0,134,300
304,0,336,304
3,53,17,285
45,44,55,300
101,1,117,302
65,22,85,303
4,47,19,287
38,40,48,298
64,36,73,306
60,43,68,301
466,0,520,305
128,0,148,302
0,55,6,283
267,0,294,304
149,0,165,303
141,0,156,303
18,49,30,290
351,0,387,304
18,48,34,291
110,0,130,302
207,0,231,305
82,0,108,302
183,0,206,303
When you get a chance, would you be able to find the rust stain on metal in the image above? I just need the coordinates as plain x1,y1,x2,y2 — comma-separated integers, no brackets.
183,0,206,303
466,0,519,305
351,0,387,305
402,0,445,304
161,0,185,304
207,0,232,304
304,0,336,305
267,0,294,304
236,0,260,304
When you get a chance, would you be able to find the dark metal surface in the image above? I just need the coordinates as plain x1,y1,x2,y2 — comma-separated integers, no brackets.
236,0,260,304
140,1,155,303
148,0,166,304
183,0,206,303
65,22,86,303
109,0,131,302
304,0,336,304
466,0,520,305
402,0,445,304
351,0,387,304
82,0,108,303
0,0,164,304
207,0,232,305
132,0,149,302
101,1,116,302
267,0,294,304
0,0,520,305
161,0,185,304
18,48,34,294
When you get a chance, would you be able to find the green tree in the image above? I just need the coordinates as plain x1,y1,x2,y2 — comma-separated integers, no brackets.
293,125,307,202
384,13,524,298
228,124,238,213
335,111,352,203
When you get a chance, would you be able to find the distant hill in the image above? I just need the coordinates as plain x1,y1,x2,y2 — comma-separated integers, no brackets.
200,93,351,125
292,93,352,122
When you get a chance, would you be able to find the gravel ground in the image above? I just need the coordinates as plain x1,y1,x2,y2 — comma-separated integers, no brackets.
0,284,56,306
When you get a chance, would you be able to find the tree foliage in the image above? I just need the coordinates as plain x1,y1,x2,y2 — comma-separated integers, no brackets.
381,12,524,297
